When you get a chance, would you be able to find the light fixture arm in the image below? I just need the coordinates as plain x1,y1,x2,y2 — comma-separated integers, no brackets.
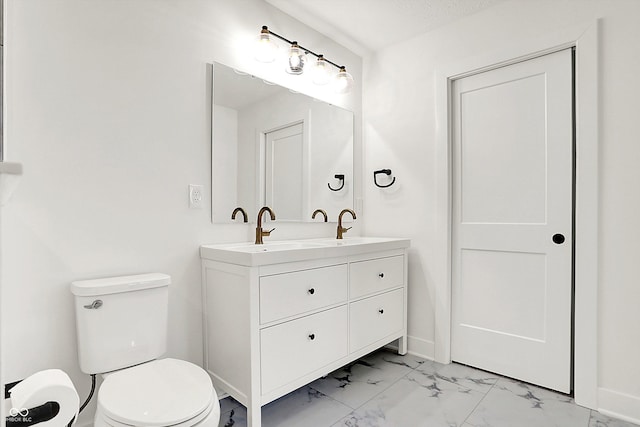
261,26,344,71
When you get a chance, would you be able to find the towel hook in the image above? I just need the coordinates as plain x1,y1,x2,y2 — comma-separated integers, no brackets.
328,174,345,191
373,169,396,188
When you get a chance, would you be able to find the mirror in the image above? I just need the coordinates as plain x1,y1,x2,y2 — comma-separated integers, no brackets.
212,62,354,223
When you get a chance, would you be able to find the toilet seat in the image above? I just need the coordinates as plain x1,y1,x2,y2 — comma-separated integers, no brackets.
97,398,217,427
97,358,216,426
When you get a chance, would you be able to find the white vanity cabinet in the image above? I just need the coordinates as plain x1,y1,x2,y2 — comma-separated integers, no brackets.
200,238,409,427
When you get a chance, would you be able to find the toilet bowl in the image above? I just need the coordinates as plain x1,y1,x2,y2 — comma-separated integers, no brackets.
93,359,219,427
71,273,220,426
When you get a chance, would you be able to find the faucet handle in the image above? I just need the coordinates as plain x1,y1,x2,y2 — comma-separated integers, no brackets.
265,227,276,235
344,226,352,232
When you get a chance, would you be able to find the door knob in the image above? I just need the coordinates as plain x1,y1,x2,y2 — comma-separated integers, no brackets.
552,234,565,244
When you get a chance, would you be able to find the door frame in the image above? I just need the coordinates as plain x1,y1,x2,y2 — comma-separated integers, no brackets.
434,21,599,409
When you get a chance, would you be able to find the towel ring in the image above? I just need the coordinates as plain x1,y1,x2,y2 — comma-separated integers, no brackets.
328,174,345,191
373,169,396,188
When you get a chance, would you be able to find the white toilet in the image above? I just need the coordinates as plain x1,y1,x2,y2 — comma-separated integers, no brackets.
71,273,220,426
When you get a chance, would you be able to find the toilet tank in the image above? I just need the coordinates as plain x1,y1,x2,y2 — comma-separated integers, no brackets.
71,273,170,374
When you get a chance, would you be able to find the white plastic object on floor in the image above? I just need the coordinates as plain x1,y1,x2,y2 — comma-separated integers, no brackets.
7,369,79,426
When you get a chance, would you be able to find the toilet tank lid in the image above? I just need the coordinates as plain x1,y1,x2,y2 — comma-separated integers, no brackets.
71,273,171,296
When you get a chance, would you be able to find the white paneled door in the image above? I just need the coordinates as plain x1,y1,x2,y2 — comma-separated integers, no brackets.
265,122,305,221
451,49,573,393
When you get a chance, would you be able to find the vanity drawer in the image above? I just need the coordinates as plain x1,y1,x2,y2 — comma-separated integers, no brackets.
260,305,348,395
349,289,404,353
349,255,404,299
260,264,347,324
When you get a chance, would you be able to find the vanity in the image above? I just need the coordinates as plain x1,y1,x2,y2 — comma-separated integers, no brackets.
200,237,410,427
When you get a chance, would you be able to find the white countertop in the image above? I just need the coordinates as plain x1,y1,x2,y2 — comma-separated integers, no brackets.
200,237,410,266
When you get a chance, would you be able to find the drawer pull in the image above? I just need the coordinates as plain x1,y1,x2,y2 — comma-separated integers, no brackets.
378,309,384,314
308,333,316,341
378,273,384,278
308,288,315,295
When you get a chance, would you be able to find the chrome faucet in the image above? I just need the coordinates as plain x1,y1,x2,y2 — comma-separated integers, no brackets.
231,207,248,223
255,206,276,244
336,208,356,239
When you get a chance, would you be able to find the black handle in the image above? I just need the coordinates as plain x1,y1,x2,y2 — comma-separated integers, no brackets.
378,309,384,314
552,233,565,244
378,273,384,278
308,288,315,295
308,333,315,340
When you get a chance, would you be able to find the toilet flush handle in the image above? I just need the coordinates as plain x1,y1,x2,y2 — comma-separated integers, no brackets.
84,300,103,309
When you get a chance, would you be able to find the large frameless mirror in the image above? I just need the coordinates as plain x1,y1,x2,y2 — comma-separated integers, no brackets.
211,62,354,223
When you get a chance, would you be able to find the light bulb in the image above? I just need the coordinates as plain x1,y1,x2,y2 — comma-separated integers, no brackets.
255,26,278,63
333,67,354,94
286,42,306,75
312,55,331,85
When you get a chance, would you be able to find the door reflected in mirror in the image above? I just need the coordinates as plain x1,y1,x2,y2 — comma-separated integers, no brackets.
212,62,354,224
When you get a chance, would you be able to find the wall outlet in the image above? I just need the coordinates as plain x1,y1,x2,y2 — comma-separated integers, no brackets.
189,184,204,209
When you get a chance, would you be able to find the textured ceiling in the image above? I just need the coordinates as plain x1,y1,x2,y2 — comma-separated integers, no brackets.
266,0,505,54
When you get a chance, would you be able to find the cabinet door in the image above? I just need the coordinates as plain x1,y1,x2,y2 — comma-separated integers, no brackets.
349,256,404,299
350,289,404,352
261,306,348,395
260,265,347,324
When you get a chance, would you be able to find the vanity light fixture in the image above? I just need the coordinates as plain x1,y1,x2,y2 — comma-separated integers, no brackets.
287,42,306,75
312,55,331,85
256,26,354,94
334,66,355,94
254,26,278,63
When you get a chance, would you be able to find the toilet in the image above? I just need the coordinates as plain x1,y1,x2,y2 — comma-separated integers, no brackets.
71,273,220,426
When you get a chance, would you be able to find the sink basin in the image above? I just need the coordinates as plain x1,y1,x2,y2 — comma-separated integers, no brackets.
201,237,410,266
314,237,394,246
225,241,329,253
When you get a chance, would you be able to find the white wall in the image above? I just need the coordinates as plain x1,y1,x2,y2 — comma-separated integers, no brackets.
212,104,238,222
308,103,354,222
1,1,361,424
362,0,640,421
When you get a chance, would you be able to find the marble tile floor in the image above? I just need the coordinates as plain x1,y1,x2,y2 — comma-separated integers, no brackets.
217,348,637,427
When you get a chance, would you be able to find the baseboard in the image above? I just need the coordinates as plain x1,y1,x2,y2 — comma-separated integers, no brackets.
598,387,640,425
406,335,435,361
